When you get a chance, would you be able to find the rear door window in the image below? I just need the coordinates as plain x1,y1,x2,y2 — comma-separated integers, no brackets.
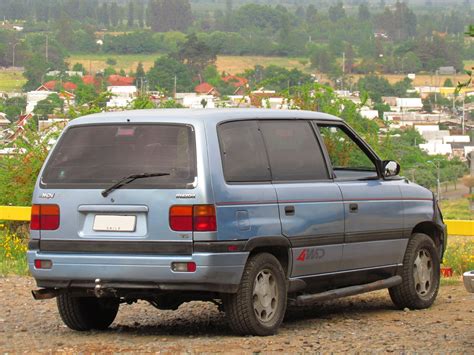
259,121,329,181
218,120,271,183
41,124,196,189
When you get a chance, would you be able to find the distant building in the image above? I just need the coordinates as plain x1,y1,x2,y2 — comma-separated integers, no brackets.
106,86,137,108
437,66,456,75
107,75,135,87
194,82,219,96
26,85,55,114
175,93,216,109
419,142,452,156
396,98,423,112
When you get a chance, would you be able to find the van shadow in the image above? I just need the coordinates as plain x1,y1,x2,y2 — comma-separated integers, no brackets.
103,296,396,337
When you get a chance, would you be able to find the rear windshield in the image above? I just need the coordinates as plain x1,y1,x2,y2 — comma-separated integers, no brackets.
41,124,197,189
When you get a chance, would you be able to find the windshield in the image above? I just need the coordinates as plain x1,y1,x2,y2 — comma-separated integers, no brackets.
41,124,196,189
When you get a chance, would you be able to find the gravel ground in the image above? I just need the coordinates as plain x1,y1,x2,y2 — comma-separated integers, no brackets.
0,276,473,353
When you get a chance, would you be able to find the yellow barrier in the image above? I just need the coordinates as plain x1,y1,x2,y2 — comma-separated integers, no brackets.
0,206,32,222
445,220,474,237
0,206,472,236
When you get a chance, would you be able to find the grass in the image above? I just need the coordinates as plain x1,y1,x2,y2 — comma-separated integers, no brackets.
0,70,26,92
67,53,310,74
0,227,29,276
443,235,474,276
439,198,473,220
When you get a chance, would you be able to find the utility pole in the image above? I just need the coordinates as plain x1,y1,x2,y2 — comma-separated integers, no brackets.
45,34,49,62
462,95,466,135
173,75,177,98
12,42,20,68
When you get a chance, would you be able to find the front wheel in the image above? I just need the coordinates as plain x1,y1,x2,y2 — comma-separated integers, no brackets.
57,294,119,331
223,253,287,336
389,233,440,310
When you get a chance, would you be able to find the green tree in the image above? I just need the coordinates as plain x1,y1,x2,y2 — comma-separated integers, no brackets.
177,33,217,78
110,2,119,27
358,75,394,103
127,1,134,28
0,96,26,122
23,54,50,91
0,122,60,206
328,2,346,23
135,62,146,88
33,93,64,120
147,56,194,94
149,0,192,32
358,2,371,22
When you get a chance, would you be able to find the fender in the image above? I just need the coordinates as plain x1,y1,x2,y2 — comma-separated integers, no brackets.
243,235,291,252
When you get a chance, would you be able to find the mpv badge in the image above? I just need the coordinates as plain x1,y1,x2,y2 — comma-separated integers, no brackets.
176,193,196,199
39,192,55,199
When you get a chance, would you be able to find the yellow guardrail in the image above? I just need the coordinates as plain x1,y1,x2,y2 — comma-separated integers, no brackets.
0,206,473,236
445,220,473,237
0,206,32,222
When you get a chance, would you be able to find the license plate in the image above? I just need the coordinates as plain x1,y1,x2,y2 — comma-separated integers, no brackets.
93,215,137,232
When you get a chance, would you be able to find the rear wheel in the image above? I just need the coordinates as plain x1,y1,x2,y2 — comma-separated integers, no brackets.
389,233,440,310
57,294,119,331
223,253,287,336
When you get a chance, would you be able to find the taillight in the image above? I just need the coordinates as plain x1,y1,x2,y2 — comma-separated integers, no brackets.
30,204,60,231
169,204,216,232
169,205,193,231
193,205,216,231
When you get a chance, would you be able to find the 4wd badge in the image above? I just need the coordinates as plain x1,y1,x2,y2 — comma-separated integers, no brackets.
297,248,325,261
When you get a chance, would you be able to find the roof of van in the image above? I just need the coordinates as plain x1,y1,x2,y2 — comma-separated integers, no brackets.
69,108,343,127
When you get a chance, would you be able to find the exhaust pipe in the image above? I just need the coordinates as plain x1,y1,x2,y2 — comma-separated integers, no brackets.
32,288,59,300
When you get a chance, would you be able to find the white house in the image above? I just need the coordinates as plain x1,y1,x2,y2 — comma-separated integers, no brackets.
106,86,137,108
419,142,452,156
175,93,216,109
396,98,423,112
26,87,55,114
443,135,471,144
360,108,379,120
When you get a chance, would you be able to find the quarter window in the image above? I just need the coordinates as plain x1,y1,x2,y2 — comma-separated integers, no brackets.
218,121,271,182
259,121,329,181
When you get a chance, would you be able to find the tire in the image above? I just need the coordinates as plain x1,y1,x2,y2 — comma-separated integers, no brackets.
223,252,287,336
389,233,440,310
57,294,119,331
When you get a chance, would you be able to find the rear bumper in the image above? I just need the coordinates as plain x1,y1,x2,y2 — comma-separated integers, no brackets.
464,271,474,293
27,250,249,293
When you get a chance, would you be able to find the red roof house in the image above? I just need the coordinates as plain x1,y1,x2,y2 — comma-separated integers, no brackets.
82,75,96,85
63,81,78,91
43,80,57,91
107,75,135,86
194,82,219,96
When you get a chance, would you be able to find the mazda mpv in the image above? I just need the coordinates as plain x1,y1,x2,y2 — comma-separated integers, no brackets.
28,109,446,335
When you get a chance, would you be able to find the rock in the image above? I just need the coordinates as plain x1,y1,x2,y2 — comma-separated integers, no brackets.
403,307,410,312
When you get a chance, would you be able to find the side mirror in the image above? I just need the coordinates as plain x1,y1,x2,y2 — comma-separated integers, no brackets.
383,160,400,178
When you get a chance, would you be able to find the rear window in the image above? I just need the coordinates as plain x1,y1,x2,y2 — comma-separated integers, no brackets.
41,124,196,189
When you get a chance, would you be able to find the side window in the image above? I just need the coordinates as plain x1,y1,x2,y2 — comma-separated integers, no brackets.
259,121,329,181
218,121,271,182
318,124,377,179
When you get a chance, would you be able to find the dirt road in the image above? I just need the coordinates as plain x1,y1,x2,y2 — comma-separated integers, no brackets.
0,276,472,353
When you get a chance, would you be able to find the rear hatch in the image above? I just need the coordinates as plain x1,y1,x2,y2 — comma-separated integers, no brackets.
35,123,199,255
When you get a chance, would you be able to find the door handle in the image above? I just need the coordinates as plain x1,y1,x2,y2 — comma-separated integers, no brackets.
285,205,295,216
349,203,358,213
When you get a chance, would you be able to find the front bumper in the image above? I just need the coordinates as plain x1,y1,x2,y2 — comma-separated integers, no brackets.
463,271,474,293
27,250,249,293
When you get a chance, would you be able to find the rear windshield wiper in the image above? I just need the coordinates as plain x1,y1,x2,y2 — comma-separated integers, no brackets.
101,172,170,197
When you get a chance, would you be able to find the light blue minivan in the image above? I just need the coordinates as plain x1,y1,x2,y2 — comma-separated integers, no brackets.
28,109,446,335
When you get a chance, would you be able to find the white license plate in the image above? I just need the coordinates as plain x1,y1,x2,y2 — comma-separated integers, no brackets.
93,215,137,232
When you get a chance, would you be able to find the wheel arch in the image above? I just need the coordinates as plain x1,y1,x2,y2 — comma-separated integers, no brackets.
244,236,291,277
411,221,445,256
